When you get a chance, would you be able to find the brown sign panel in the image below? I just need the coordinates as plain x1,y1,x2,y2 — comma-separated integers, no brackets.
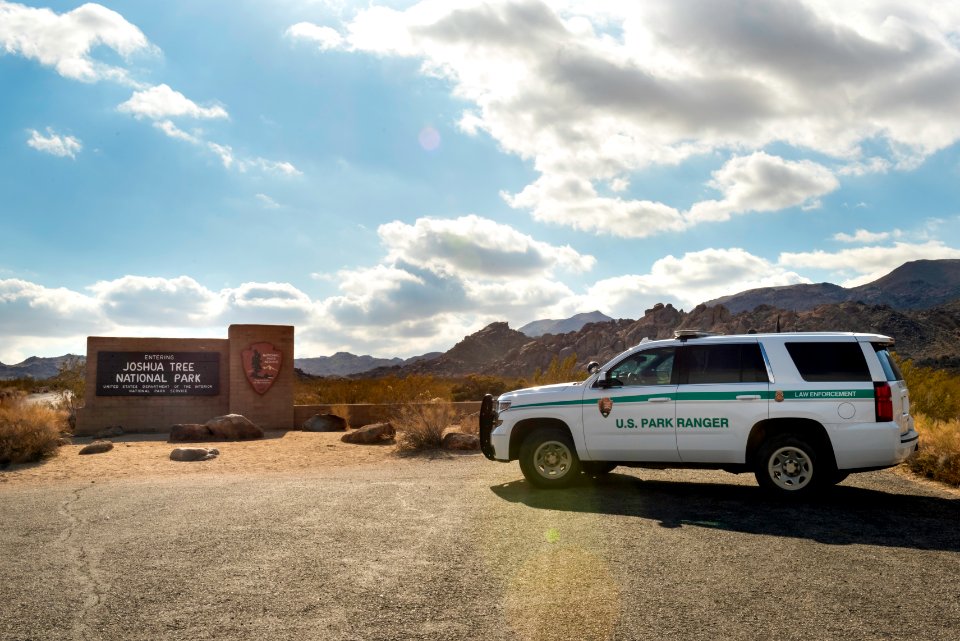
96,352,220,396
241,342,282,395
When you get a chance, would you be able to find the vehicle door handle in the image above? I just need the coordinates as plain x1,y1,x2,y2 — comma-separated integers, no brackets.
649,397,671,403
736,395,761,400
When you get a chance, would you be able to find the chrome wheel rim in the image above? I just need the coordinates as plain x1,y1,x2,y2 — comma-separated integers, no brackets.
533,440,573,479
768,446,813,490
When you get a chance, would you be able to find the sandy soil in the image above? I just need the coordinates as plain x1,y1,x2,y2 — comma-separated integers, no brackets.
0,430,403,486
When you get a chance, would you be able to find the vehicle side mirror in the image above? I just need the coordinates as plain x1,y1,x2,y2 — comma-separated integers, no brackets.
587,361,600,375
596,370,617,389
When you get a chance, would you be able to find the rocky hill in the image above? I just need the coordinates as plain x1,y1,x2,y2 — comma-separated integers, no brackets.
367,299,960,380
294,351,440,377
0,355,83,380
705,259,960,313
359,322,532,378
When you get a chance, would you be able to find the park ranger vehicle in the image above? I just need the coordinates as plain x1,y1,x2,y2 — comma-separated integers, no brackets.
479,331,918,497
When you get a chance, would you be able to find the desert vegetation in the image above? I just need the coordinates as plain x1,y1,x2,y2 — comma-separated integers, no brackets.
0,395,70,465
392,401,465,452
897,358,960,486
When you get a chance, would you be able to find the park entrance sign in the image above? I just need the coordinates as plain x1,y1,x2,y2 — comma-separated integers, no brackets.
96,351,220,396
76,325,293,435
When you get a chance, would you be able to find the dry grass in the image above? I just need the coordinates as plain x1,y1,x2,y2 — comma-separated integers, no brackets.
0,399,69,465
906,414,960,487
393,401,464,451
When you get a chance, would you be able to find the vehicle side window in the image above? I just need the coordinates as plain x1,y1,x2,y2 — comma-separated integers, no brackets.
681,344,769,384
607,347,676,386
785,342,871,382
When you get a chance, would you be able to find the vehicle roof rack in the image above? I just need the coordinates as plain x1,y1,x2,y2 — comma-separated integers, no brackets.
674,329,722,341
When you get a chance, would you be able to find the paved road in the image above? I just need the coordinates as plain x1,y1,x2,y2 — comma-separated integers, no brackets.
1,456,958,641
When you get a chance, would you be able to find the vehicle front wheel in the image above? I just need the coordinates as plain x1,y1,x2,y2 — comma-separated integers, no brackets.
754,434,829,498
519,427,581,489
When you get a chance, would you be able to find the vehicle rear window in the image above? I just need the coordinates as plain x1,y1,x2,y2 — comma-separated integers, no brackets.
681,343,769,384
873,345,903,382
785,342,871,382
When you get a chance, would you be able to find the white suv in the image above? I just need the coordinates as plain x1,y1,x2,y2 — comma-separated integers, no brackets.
479,331,918,497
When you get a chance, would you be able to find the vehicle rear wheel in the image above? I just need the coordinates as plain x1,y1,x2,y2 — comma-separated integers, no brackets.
581,461,617,477
754,434,829,498
519,427,581,489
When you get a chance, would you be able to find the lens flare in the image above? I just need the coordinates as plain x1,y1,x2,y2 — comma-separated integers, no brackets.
418,126,441,151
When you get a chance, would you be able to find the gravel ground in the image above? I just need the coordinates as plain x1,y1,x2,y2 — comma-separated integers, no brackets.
1,455,958,641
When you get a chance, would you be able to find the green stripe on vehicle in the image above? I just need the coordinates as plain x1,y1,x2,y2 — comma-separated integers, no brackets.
507,388,873,410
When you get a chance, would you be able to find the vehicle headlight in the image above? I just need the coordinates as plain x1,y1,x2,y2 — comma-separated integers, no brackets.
497,399,512,413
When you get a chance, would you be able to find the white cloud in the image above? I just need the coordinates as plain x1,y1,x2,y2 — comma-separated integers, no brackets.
88,275,221,327
586,248,810,318
833,228,901,244
118,84,229,120
153,120,200,144
687,153,838,223
219,282,315,325
0,278,106,335
779,241,960,286
295,0,960,237
378,215,595,278
255,193,281,209
0,0,152,84
285,22,344,49
26,127,81,158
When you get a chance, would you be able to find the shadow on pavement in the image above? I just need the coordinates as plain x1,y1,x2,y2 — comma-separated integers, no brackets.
490,473,960,552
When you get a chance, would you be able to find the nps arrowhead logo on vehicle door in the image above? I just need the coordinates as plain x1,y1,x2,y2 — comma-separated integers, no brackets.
598,397,613,417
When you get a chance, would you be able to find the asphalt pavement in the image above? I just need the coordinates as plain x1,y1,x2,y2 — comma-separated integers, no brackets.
1,456,958,641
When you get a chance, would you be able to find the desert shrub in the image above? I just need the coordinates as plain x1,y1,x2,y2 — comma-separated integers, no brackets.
50,356,85,409
532,354,586,386
450,374,523,401
302,375,455,405
393,401,463,451
328,403,352,427
906,414,960,487
0,399,69,464
896,357,960,422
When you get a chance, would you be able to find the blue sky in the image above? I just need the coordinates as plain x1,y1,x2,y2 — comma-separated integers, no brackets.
2,0,960,363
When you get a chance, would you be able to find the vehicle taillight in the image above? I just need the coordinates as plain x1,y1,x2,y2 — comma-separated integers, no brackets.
874,382,893,422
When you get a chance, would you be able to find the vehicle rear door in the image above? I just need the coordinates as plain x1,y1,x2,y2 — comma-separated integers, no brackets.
675,341,770,464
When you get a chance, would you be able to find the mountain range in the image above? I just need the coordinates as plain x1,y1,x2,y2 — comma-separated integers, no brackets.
4,259,960,381
705,259,960,313
518,311,613,337
0,355,82,381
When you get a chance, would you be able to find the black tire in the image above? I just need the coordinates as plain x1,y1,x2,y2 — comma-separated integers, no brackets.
518,427,581,489
581,461,617,477
754,434,831,498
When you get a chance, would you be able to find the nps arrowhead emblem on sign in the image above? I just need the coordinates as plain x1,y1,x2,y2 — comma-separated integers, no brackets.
241,342,282,395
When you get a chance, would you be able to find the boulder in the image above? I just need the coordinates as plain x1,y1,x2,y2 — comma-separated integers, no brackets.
205,414,263,440
441,432,480,451
169,424,214,442
303,413,347,432
341,422,395,444
79,440,113,455
170,447,219,462
94,425,124,439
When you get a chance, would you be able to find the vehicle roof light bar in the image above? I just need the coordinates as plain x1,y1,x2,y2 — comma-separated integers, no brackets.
674,329,722,341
